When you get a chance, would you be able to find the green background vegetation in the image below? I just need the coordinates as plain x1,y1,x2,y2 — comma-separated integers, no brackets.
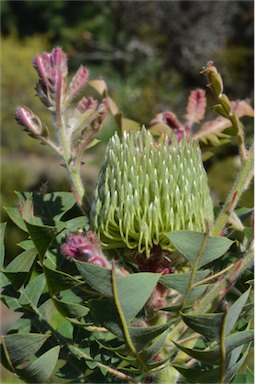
1,0,254,259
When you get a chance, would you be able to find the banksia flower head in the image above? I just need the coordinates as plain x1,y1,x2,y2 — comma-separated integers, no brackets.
91,127,214,258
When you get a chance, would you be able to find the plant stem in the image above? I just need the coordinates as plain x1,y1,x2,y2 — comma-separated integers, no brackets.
179,228,210,312
219,307,228,384
55,108,86,212
194,241,254,314
212,143,254,236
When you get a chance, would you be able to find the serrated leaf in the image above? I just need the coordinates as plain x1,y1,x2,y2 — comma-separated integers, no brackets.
16,346,60,383
182,313,224,340
19,274,46,306
1,333,50,367
4,248,37,273
160,270,210,294
166,231,232,269
193,117,232,146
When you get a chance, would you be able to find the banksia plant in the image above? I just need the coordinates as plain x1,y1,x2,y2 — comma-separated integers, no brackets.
91,127,214,258
1,50,254,384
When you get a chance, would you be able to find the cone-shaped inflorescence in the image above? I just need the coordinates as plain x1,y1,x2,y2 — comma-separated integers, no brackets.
91,127,214,257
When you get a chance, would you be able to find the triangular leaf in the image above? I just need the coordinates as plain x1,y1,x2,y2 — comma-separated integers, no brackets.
173,329,253,365
173,364,220,383
140,331,168,361
44,266,84,295
74,261,112,296
53,296,89,319
4,207,27,232
182,312,224,340
1,333,50,367
116,273,161,322
24,221,57,262
166,231,232,268
19,274,46,307
226,288,251,335
16,346,60,383
128,323,170,351
5,248,37,273
160,270,210,294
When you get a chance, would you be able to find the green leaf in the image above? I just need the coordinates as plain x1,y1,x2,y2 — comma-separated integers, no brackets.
60,216,89,235
1,333,50,367
140,331,168,362
166,231,232,268
75,262,161,316
226,288,251,335
24,221,57,262
0,223,7,269
116,273,161,322
19,274,46,307
16,346,60,383
2,271,31,290
32,192,76,223
44,266,84,295
163,285,208,312
75,261,112,296
53,297,89,319
160,270,210,294
173,329,253,365
129,323,170,351
4,207,27,232
4,248,37,273
89,297,123,337
182,312,224,340
173,364,220,383
224,342,252,383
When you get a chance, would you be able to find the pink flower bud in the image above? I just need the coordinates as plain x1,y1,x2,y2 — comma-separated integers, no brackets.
15,106,43,137
50,47,68,76
33,47,68,107
68,66,89,101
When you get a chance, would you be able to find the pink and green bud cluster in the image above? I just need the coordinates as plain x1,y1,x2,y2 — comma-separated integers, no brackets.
91,127,214,257
14,47,108,154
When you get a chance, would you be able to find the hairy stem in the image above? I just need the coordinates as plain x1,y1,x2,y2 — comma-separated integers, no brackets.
212,143,254,236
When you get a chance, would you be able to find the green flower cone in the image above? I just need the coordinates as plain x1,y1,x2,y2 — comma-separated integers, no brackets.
91,127,214,258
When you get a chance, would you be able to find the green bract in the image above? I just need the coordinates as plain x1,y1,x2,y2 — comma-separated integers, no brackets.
91,127,214,257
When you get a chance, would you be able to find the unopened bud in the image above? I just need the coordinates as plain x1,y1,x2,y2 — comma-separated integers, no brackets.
91,127,214,257
15,106,43,137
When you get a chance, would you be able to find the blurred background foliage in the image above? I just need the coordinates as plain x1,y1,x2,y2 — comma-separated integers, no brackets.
1,0,254,259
